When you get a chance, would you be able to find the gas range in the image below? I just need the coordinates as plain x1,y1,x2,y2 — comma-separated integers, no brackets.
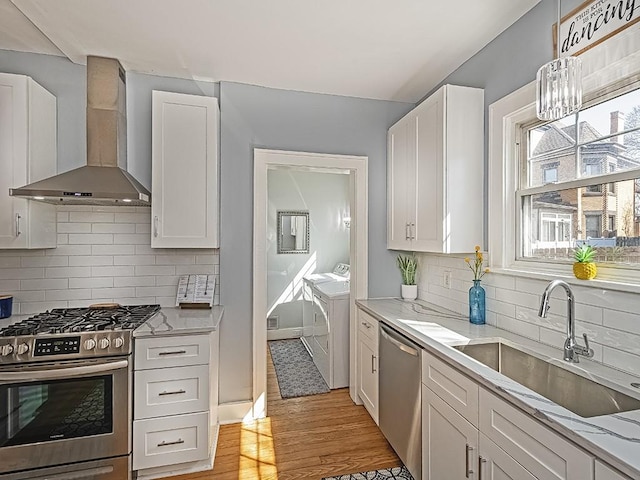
0,304,160,365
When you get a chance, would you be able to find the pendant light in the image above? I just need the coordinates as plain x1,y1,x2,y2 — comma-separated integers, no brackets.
536,0,582,121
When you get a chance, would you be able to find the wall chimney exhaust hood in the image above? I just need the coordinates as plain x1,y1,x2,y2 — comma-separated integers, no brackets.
10,56,151,206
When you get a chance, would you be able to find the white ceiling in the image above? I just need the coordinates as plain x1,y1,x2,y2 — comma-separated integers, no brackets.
1,0,540,102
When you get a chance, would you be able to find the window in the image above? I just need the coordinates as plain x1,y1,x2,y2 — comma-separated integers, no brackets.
543,166,558,183
519,84,640,266
489,31,640,288
585,214,602,238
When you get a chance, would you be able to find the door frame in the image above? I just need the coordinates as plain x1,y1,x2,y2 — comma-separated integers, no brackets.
253,148,368,417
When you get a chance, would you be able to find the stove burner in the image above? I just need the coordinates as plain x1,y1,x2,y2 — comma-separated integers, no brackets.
0,305,160,337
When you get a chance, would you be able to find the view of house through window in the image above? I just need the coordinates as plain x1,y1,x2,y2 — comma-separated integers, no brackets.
520,86,640,266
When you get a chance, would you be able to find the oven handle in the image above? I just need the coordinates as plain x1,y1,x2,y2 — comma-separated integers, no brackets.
0,359,128,382
28,465,114,480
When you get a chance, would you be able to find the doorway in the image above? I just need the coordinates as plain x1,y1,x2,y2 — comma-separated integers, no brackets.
253,149,368,418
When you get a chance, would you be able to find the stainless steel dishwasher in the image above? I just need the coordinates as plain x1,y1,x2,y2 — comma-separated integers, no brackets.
379,323,421,480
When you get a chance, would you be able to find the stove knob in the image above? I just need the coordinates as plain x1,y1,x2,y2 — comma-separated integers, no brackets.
84,338,96,350
16,343,29,355
1,344,13,356
98,338,110,350
113,337,125,349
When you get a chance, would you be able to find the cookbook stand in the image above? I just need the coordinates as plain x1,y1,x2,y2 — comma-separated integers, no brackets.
175,274,215,309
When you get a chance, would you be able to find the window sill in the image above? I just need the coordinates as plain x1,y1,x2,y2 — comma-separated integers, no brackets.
493,262,640,295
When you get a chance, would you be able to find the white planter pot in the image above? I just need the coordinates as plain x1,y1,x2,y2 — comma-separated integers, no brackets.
401,284,417,300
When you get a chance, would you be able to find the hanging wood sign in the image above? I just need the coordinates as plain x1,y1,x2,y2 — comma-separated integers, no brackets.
553,0,640,57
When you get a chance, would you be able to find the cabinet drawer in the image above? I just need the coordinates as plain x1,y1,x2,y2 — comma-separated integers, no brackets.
134,364,209,419
595,460,632,480
480,389,593,480
135,334,210,369
422,350,479,426
358,309,378,343
133,412,209,470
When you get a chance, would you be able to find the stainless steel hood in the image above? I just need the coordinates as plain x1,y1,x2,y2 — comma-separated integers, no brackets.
10,56,151,206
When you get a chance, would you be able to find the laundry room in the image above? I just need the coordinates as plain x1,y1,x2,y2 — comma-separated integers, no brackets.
266,166,351,394
266,167,350,339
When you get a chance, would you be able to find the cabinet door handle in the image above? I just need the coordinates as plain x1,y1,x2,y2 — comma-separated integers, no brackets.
158,350,187,356
478,455,486,480
410,223,415,240
465,444,473,478
15,214,21,237
153,216,159,237
157,438,184,447
405,223,410,240
158,389,186,396
371,354,377,373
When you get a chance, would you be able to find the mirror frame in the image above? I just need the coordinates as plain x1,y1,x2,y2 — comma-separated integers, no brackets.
277,210,310,254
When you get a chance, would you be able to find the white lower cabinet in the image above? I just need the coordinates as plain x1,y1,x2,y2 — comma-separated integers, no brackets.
133,332,218,475
479,389,593,480
422,384,477,479
133,412,209,471
421,349,594,480
478,433,537,480
357,309,378,424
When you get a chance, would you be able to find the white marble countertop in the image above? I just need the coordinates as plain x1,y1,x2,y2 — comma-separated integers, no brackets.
357,297,640,478
133,306,224,337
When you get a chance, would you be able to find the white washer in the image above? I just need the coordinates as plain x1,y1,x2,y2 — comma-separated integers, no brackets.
302,265,350,389
302,264,349,354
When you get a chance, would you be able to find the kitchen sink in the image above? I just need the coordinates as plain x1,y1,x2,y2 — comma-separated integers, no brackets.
453,341,640,418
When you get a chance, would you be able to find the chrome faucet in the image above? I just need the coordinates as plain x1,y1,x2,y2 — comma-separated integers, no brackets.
538,279,594,363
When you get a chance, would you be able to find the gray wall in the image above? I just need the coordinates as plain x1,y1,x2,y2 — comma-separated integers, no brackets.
219,82,412,402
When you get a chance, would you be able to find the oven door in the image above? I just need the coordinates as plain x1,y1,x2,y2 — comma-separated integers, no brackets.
0,357,130,475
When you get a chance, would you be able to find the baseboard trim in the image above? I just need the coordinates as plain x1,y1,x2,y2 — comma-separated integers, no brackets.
267,327,302,341
218,401,255,424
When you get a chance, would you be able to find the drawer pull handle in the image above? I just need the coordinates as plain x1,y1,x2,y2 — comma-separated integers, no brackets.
158,350,187,356
465,444,473,478
478,455,486,480
157,438,184,447
158,389,186,396
361,321,371,329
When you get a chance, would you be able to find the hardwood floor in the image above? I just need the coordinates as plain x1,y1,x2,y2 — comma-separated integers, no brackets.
165,346,399,479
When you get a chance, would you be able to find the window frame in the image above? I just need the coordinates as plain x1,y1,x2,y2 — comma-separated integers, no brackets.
488,28,640,292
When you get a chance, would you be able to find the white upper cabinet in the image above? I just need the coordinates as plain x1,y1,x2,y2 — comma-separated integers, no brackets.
0,73,56,249
387,84,483,253
151,91,219,248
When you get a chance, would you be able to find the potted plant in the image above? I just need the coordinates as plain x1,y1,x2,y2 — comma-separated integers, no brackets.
573,244,597,280
397,253,418,300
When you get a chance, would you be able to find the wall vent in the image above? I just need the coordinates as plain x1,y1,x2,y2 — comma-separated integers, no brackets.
267,315,279,330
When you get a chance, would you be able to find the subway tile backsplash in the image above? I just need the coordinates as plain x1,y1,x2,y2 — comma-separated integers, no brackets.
416,253,640,377
0,206,219,315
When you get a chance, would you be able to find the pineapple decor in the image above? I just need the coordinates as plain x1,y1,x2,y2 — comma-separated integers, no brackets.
573,244,597,280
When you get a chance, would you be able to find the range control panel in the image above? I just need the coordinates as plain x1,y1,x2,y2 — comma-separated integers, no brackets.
333,263,350,278
34,336,81,356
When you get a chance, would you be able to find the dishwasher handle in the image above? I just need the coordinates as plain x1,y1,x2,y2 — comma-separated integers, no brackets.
380,324,419,357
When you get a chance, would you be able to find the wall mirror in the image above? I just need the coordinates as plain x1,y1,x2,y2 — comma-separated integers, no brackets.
277,211,309,254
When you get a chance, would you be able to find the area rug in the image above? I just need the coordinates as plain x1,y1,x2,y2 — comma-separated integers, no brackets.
268,339,330,398
322,466,414,480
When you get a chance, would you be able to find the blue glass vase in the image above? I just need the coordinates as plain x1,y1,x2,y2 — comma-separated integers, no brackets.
469,280,485,325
